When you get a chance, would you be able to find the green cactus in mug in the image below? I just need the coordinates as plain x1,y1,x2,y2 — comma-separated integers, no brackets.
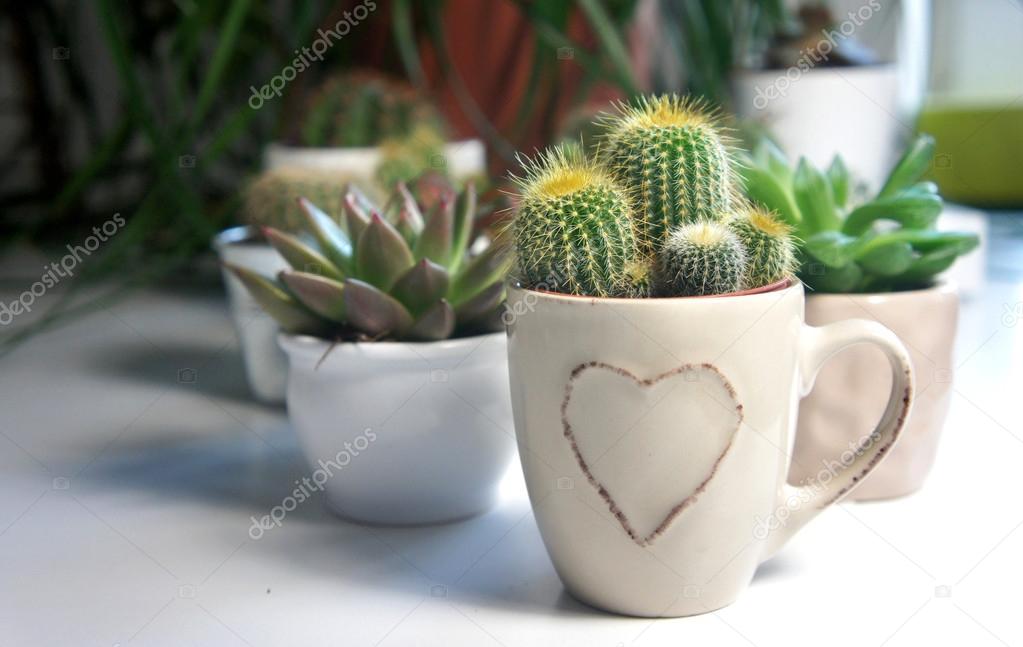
228,177,511,341
511,145,642,298
599,94,735,247
659,221,746,297
726,206,798,289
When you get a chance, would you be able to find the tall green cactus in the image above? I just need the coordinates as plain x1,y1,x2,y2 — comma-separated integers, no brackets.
600,95,735,247
726,206,797,289
659,222,746,297
512,145,641,298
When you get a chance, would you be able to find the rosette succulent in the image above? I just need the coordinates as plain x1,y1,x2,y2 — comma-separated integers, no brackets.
228,178,511,341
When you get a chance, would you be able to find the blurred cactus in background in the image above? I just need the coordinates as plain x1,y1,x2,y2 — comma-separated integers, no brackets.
297,70,447,149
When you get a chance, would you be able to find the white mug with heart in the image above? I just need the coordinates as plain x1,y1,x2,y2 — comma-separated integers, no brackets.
505,280,914,617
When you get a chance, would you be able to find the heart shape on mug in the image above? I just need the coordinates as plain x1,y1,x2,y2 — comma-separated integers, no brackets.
561,361,743,546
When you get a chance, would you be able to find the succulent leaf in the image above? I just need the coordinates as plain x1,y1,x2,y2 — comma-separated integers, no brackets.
279,271,347,321
225,264,324,334
299,197,353,274
392,182,425,243
263,228,345,281
343,278,414,337
390,259,450,317
356,214,415,291
450,243,513,306
406,300,456,341
793,158,840,233
449,183,477,273
342,190,372,242
453,281,505,324
878,134,935,199
414,195,454,265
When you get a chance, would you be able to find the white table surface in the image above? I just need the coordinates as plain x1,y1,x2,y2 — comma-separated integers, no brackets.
1,212,1021,646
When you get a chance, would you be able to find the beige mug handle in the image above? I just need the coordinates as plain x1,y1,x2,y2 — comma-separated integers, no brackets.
764,319,914,558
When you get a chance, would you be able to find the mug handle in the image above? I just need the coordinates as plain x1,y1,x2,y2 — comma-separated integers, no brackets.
764,319,915,558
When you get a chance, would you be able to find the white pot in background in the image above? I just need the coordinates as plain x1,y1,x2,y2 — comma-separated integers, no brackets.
213,226,289,404
278,332,516,525
506,282,913,616
791,284,959,500
264,139,486,182
733,64,900,190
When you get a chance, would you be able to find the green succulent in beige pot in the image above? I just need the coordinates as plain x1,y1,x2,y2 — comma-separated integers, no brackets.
227,177,516,525
740,134,980,500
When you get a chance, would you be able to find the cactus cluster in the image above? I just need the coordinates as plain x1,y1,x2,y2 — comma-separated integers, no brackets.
292,70,449,189
297,70,446,149
510,94,796,298
228,176,511,341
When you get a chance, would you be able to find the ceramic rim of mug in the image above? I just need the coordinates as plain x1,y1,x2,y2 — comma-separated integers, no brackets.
518,277,793,301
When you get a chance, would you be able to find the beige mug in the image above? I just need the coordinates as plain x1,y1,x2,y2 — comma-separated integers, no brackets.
505,281,913,617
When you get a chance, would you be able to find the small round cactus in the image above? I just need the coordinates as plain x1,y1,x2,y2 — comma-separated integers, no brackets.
512,145,642,298
243,169,349,233
659,222,746,297
726,207,797,289
600,94,735,247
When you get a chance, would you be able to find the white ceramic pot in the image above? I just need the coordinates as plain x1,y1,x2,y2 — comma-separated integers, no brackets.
505,282,913,617
264,138,486,186
733,65,900,190
791,284,959,501
213,227,289,404
278,332,516,525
